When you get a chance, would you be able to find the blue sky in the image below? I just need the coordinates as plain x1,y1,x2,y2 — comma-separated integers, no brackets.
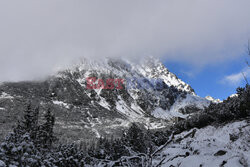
164,53,249,100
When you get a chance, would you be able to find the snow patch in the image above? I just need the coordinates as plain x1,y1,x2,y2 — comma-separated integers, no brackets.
170,94,210,112
0,160,6,167
98,97,110,110
0,92,14,99
152,107,185,120
52,100,70,109
230,94,238,98
205,95,222,103
152,94,210,120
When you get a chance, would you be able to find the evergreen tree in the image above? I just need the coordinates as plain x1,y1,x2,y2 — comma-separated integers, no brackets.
13,103,39,141
123,123,148,153
37,108,57,148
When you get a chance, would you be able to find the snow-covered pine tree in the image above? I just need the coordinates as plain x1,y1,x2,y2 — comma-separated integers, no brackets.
123,123,148,153
0,103,42,166
37,108,56,148
13,103,39,141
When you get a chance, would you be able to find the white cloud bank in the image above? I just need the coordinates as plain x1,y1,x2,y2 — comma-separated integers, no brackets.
0,0,250,81
222,68,250,85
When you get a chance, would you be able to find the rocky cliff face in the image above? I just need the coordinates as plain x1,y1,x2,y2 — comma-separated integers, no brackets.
0,57,210,142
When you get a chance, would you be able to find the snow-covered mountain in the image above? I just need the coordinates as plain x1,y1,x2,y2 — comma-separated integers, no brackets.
0,57,210,141
68,58,210,123
205,95,222,103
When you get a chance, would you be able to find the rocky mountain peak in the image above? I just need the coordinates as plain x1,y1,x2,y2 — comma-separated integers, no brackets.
137,57,195,94
0,57,210,141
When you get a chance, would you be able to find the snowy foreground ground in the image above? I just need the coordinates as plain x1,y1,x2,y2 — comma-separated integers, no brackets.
0,120,248,167
152,120,250,167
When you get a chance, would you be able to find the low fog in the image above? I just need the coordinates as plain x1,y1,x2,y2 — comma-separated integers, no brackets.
0,0,250,81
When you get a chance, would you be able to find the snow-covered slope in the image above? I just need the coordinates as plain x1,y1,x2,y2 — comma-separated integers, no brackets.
153,94,210,120
153,120,250,167
73,57,194,94
67,57,209,122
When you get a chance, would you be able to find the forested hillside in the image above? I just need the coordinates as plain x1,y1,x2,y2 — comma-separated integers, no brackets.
0,85,249,167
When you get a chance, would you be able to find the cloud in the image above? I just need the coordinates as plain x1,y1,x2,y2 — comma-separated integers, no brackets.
0,0,250,81
180,70,196,78
222,68,250,85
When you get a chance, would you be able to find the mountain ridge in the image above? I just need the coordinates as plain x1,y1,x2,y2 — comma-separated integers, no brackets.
0,57,210,142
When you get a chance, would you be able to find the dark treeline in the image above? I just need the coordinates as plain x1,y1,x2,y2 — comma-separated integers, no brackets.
172,85,250,134
0,85,249,167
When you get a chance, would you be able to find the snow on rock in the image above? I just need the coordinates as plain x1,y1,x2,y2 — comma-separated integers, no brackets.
230,94,238,98
0,92,14,99
153,94,210,120
71,57,194,94
205,95,222,103
179,94,210,109
115,96,144,120
152,107,186,120
153,120,250,167
98,97,111,110
0,160,6,167
170,94,210,112
52,100,70,109
136,57,195,94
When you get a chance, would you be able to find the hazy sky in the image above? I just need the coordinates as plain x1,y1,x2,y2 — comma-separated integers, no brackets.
0,0,250,96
